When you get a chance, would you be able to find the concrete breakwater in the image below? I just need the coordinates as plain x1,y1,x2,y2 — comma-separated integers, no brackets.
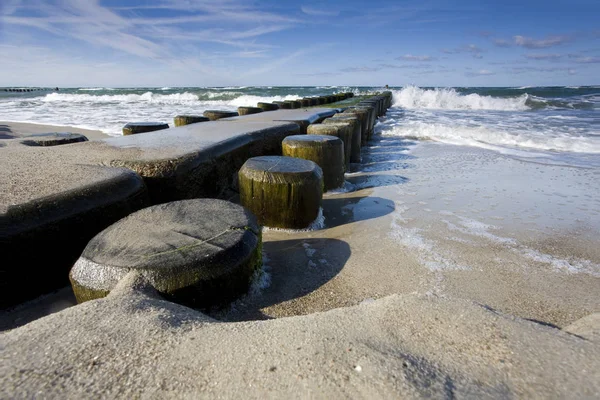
0,91,390,308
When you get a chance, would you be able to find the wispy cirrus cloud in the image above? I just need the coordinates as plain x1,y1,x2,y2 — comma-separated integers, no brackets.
466,69,495,76
493,38,511,47
512,66,577,75
1,0,297,56
491,34,572,49
340,66,382,73
398,54,436,61
568,54,600,63
525,53,562,60
300,6,340,17
514,35,571,48
441,44,484,58
0,0,310,85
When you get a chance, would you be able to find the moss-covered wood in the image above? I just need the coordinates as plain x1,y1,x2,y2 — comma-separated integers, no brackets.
238,106,264,116
325,115,361,163
300,99,311,107
282,135,344,191
284,100,301,109
352,105,376,139
307,123,352,169
69,199,262,309
203,110,238,121
174,115,209,127
238,156,323,229
342,108,369,145
257,102,280,111
122,122,169,136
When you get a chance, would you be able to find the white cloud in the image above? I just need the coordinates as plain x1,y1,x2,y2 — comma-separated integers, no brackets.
399,54,435,61
514,35,570,49
300,6,339,17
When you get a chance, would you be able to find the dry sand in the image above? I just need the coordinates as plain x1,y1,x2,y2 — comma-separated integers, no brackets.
2,272,599,399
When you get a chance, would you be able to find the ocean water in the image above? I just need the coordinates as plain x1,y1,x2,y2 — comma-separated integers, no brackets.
380,86,600,168
1,85,599,167
0,86,360,136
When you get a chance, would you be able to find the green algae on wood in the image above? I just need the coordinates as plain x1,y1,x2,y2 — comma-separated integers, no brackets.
307,123,352,170
123,122,169,136
238,156,323,229
203,110,238,121
284,100,301,109
238,106,263,116
282,135,344,191
342,108,369,145
174,115,209,127
257,102,279,111
325,115,362,163
351,105,376,139
69,199,262,309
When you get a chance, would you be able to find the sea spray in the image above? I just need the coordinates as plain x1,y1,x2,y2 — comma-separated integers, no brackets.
391,86,530,111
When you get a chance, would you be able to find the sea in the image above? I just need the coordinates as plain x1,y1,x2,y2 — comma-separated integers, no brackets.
1,85,598,168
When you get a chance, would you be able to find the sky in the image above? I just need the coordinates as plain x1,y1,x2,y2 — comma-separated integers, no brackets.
0,0,598,87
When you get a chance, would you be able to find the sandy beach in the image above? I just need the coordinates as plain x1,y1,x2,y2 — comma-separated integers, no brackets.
2,119,598,331
1,105,599,397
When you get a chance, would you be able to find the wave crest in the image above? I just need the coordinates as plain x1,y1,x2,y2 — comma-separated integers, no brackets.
42,91,200,104
392,86,529,111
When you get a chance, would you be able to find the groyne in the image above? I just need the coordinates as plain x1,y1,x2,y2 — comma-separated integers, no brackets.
0,91,390,307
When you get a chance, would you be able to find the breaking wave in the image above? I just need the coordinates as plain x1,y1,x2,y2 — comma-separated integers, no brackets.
392,86,530,111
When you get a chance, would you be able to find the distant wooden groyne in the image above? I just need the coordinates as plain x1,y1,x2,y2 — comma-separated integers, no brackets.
2,87,54,93
0,91,393,308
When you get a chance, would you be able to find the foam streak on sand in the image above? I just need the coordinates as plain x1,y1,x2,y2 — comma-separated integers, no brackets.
262,207,325,233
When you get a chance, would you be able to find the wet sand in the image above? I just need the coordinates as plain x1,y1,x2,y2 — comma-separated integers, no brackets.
219,134,599,327
0,121,109,140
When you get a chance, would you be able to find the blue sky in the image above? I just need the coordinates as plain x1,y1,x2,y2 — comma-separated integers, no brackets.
0,0,598,87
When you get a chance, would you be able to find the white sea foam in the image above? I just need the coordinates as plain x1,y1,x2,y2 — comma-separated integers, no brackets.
41,91,201,104
0,91,304,135
262,208,325,233
381,112,600,155
392,86,529,111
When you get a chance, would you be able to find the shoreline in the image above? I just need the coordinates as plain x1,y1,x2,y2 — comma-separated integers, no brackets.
0,120,111,140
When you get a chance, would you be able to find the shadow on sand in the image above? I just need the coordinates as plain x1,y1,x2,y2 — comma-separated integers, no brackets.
0,124,16,139
218,237,351,321
323,195,395,229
